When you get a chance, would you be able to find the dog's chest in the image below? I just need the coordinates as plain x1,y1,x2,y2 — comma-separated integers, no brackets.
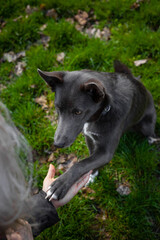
83,123,99,143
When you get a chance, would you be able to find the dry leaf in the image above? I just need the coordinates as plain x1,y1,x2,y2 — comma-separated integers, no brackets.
30,84,36,89
0,20,6,29
25,5,38,15
45,114,57,122
3,51,17,62
16,51,26,59
85,27,111,41
82,187,96,200
39,33,50,49
101,27,111,41
57,164,65,171
95,29,101,38
131,0,144,9
46,9,57,19
75,23,84,31
56,52,65,63
0,84,7,91
3,51,26,63
55,154,77,172
13,15,22,22
57,155,67,164
40,3,46,10
134,59,148,66
15,61,26,76
75,10,88,26
39,156,48,164
116,184,131,196
66,18,74,24
48,153,56,162
40,24,47,31
35,95,48,110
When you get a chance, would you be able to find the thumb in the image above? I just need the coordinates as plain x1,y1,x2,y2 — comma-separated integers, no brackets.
46,164,56,179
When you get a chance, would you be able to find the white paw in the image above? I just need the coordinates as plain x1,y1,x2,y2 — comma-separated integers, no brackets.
45,189,58,201
85,170,98,186
148,137,160,144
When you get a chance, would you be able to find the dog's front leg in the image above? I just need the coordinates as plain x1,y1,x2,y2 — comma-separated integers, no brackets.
46,149,111,201
46,126,123,200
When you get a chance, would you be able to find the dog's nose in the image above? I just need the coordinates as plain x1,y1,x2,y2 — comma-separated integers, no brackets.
54,141,65,148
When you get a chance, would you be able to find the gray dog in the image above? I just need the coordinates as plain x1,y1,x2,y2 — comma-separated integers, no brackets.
38,61,158,200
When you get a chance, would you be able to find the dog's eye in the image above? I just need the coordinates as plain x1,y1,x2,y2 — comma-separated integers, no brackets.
72,109,82,115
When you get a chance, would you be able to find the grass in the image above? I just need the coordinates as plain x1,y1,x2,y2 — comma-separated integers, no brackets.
0,0,160,239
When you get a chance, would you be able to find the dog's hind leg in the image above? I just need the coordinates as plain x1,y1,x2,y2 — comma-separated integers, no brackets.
148,136,160,144
85,135,99,185
134,102,160,144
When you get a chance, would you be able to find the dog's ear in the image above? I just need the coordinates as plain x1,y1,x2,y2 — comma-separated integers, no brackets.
114,60,133,77
37,69,64,91
81,79,106,103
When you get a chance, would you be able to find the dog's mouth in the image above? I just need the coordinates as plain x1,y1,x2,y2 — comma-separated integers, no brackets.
54,133,78,149
54,141,73,149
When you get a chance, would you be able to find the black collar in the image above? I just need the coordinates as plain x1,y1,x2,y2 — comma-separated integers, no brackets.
100,105,111,117
88,101,111,122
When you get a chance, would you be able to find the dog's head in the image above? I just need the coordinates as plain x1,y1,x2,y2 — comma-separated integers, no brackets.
38,69,109,148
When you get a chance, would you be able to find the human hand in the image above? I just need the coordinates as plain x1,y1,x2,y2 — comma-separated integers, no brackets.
6,219,33,240
42,164,56,193
43,164,92,208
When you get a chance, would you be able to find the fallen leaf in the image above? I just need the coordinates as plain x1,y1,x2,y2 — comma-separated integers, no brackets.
40,3,46,10
0,84,7,91
116,184,131,196
66,18,74,24
39,156,48,164
48,153,56,162
15,61,26,76
25,5,38,15
75,23,84,31
46,9,57,19
30,84,36,89
85,27,111,41
134,59,148,66
82,187,95,194
38,33,50,49
35,95,48,110
13,15,22,22
101,27,111,41
45,114,57,123
131,0,144,9
56,52,65,63
55,154,77,172
75,10,88,26
95,29,101,38
3,51,17,62
16,51,26,59
57,155,67,164
0,20,6,29
85,27,97,37
3,51,26,63
40,24,47,31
